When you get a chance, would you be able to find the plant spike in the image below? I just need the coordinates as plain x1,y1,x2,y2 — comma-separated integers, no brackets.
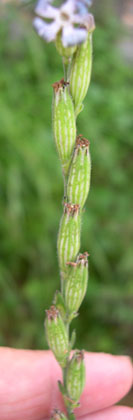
34,1,95,419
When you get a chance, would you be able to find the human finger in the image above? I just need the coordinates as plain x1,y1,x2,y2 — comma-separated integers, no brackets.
0,348,132,420
80,405,133,420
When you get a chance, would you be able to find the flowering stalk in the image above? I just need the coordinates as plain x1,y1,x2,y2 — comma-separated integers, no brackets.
33,1,95,419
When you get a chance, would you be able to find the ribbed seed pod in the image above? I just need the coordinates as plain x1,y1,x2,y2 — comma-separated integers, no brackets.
65,252,88,314
69,30,93,116
45,306,68,368
67,135,91,208
57,203,81,280
51,409,68,420
52,78,76,176
66,350,86,402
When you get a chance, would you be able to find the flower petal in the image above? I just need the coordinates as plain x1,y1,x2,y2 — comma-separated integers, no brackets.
33,17,60,42
84,13,95,31
35,0,58,19
62,24,87,47
61,0,75,16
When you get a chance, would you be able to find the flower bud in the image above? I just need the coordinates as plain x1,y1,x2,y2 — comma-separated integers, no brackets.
69,30,94,116
65,252,89,314
45,305,68,367
51,409,68,420
67,135,91,208
57,203,81,280
55,32,76,65
66,350,86,402
52,78,76,176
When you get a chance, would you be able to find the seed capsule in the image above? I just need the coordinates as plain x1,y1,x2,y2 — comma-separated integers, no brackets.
69,27,94,116
57,203,81,280
66,350,86,402
52,78,76,176
51,409,68,420
67,135,91,208
65,252,89,314
45,305,68,367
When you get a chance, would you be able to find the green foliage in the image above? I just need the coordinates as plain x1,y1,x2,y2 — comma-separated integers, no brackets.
0,6,133,356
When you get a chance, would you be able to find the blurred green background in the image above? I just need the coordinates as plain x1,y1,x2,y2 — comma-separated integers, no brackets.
0,0,133,366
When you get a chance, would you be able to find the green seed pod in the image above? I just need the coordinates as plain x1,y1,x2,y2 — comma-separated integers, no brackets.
69,18,95,116
57,203,81,280
51,409,68,420
45,306,68,367
53,290,66,321
52,78,76,176
65,252,89,314
55,32,76,65
66,350,86,403
67,135,91,208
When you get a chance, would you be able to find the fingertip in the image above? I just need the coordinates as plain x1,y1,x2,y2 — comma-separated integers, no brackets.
79,406,133,420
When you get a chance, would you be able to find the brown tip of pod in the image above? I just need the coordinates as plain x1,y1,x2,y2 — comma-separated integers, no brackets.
51,410,60,420
76,134,90,149
66,252,89,267
46,305,59,320
52,78,69,92
51,410,63,420
64,202,80,216
77,252,89,265
75,350,84,363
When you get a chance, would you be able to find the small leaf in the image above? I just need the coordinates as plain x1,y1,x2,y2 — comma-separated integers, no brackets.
70,329,76,349
75,103,84,117
58,380,66,396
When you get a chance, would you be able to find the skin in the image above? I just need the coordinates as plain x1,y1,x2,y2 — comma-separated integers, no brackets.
0,348,132,420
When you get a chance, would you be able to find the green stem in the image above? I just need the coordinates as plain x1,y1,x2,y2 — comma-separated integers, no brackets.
63,58,69,82
63,173,67,200
68,410,75,420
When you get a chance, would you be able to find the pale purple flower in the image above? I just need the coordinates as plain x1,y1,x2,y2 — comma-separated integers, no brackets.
33,0,94,47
